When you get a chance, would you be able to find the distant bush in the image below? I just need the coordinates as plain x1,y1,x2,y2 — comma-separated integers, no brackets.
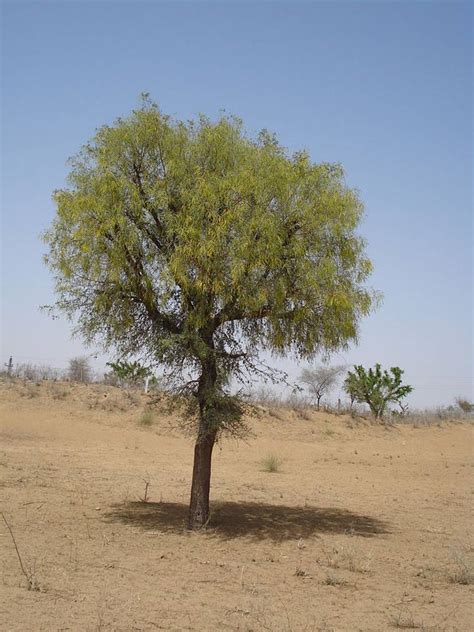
68,357,92,383
299,365,345,410
13,363,63,381
455,397,473,414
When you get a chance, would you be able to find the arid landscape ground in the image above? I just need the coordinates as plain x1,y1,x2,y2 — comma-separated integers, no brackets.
1,379,472,631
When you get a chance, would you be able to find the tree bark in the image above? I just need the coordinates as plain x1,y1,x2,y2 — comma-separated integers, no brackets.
188,429,217,529
187,333,218,530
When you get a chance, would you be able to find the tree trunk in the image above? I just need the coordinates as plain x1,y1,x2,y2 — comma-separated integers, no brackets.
188,333,218,530
188,430,216,529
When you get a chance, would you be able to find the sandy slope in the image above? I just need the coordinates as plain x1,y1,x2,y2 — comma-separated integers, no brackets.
0,380,472,631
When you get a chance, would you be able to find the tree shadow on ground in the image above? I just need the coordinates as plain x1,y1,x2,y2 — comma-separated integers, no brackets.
105,500,389,541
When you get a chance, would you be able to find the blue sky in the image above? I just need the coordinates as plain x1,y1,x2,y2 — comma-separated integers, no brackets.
1,1,472,407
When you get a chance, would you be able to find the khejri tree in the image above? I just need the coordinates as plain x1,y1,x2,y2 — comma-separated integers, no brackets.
44,96,377,529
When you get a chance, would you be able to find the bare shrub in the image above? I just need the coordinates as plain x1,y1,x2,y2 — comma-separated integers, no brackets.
392,406,467,426
13,363,62,381
249,386,282,408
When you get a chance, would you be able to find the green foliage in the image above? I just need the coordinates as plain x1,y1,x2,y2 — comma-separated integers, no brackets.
344,364,413,419
44,95,377,438
106,360,151,386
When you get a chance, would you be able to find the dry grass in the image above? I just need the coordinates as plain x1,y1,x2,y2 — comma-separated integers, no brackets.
448,547,474,585
261,453,283,473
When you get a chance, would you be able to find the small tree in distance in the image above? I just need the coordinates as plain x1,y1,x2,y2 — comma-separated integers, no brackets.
455,397,473,414
106,360,152,388
344,364,413,419
300,365,345,410
68,356,92,383
44,96,377,528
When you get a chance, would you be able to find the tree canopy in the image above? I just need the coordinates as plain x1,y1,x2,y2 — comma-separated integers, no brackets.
44,96,377,527
344,364,413,419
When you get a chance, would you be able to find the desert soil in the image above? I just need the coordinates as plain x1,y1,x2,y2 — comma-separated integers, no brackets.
0,380,472,631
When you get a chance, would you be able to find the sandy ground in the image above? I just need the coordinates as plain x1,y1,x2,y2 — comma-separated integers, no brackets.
0,379,472,631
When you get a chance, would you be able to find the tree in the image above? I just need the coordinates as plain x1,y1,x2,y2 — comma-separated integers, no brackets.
299,365,345,410
44,96,376,529
344,364,412,419
455,397,473,414
106,360,152,387
68,356,92,383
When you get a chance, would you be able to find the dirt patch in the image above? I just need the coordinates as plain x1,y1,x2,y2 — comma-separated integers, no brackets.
0,380,472,631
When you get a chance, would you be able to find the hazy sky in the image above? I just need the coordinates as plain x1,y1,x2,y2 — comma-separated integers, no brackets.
1,1,472,408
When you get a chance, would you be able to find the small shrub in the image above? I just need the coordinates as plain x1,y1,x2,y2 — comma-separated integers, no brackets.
449,549,474,585
139,410,154,426
261,454,282,473
323,572,347,586
389,609,422,629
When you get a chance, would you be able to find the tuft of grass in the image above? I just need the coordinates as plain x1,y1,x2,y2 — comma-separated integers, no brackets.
323,572,347,586
319,544,372,574
139,410,154,426
449,549,474,585
261,454,282,473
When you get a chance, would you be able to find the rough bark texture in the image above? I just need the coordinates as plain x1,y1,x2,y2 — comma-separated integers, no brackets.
188,334,218,530
188,431,216,529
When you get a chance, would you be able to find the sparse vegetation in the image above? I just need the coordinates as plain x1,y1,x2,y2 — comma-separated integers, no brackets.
389,609,423,629
1,512,40,591
0,379,472,630
139,410,154,426
449,547,474,585
261,454,282,473
323,572,347,586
